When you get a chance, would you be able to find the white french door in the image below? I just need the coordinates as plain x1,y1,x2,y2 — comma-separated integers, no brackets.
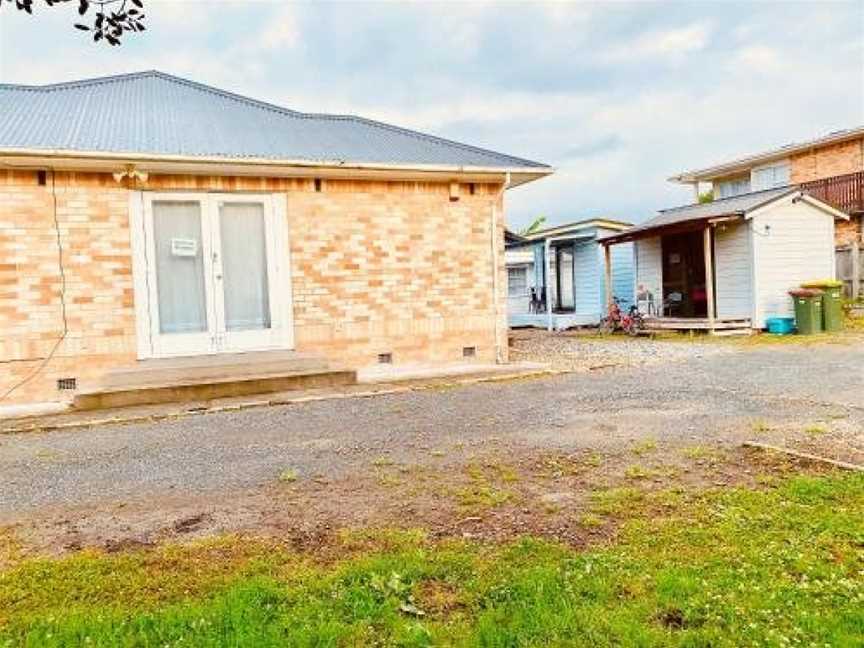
138,192,292,358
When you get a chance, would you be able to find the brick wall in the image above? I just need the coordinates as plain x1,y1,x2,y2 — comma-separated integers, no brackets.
0,171,507,405
835,216,862,246
790,138,864,183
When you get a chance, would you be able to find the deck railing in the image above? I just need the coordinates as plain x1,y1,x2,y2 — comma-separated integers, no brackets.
799,170,864,214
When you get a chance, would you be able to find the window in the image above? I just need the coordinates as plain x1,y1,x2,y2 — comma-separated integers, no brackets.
715,177,751,199
751,161,790,191
508,266,528,297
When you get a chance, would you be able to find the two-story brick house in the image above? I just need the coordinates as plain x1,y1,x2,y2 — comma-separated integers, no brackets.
669,127,864,245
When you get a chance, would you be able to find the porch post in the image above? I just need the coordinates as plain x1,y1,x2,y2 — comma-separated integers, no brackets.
603,243,613,311
545,239,553,331
851,241,860,301
703,226,715,330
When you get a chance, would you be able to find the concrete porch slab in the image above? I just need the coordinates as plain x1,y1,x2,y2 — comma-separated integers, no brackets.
0,362,555,434
357,361,549,384
72,350,356,411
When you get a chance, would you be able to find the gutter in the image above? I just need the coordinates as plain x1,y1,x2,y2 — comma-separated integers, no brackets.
0,146,554,180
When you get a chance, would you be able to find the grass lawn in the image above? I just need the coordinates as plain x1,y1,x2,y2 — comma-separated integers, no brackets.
1,472,862,647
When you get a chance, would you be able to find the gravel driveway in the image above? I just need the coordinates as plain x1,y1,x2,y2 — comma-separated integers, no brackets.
2,339,863,519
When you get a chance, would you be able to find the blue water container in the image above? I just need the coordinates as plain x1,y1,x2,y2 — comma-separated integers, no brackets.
765,316,795,335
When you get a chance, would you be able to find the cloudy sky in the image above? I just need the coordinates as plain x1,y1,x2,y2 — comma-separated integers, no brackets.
1,0,862,228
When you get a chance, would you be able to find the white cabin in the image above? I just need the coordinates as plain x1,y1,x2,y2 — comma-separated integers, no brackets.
600,188,847,330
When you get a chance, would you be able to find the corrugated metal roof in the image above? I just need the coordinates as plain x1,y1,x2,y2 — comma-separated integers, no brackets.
600,187,796,243
0,71,550,170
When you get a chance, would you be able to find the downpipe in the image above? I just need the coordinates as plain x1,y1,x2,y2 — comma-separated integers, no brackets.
492,172,511,364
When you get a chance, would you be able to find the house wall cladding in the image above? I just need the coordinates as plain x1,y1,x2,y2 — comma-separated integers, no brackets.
790,138,864,183
0,170,506,405
713,221,752,319
751,201,835,327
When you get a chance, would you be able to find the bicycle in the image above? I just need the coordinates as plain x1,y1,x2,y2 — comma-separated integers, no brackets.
598,297,644,336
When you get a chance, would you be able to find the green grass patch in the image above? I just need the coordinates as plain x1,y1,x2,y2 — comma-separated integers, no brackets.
277,468,298,483
589,486,645,516
630,439,657,456
804,423,828,436
454,463,516,510
751,418,773,434
1,474,863,646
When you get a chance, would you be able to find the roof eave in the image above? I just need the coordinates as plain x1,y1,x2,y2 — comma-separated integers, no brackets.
600,212,745,246
0,147,554,186
668,126,864,184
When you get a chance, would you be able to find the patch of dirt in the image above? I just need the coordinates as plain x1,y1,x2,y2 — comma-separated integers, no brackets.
172,513,211,534
1,435,846,561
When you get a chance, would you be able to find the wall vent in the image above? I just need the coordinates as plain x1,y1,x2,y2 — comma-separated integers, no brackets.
57,377,77,391
377,352,393,364
462,346,476,358
36,170,47,186
314,178,322,192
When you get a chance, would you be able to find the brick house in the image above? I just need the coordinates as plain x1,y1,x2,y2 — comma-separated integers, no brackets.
669,127,863,244
0,71,551,409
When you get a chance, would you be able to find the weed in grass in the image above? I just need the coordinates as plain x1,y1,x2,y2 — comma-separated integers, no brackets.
583,452,603,467
415,579,465,618
589,487,645,516
278,469,298,483
804,423,828,436
756,473,777,486
1,474,862,646
455,484,512,510
34,448,63,462
652,487,687,509
542,502,561,515
376,473,403,488
372,456,395,467
683,445,720,460
751,419,772,434
430,450,446,458
491,463,519,484
624,464,659,480
578,513,604,528
0,528,23,569
456,463,515,510
631,439,657,456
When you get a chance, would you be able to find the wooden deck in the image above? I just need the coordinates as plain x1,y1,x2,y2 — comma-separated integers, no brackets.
509,312,599,330
800,170,864,215
643,317,753,334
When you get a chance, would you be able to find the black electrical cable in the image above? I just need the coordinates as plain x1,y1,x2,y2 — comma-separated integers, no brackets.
0,168,69,403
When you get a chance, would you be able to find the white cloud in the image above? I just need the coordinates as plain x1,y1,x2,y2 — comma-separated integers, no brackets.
604,21,712,63
730,45,781,70
258,5,301,51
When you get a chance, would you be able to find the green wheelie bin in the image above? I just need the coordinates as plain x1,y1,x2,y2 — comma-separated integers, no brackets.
801,280,844,332
789,289,823,335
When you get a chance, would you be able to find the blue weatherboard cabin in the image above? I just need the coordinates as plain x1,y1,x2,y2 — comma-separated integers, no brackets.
505,219,634,330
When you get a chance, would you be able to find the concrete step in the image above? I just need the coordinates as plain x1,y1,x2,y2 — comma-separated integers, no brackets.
95,351,331,390
73,351,356,411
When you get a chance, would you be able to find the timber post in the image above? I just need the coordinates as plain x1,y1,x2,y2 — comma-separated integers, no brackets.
704,226,715,331
603,243,613,312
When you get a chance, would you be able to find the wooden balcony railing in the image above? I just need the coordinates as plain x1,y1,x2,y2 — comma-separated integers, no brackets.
799,170,864,214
